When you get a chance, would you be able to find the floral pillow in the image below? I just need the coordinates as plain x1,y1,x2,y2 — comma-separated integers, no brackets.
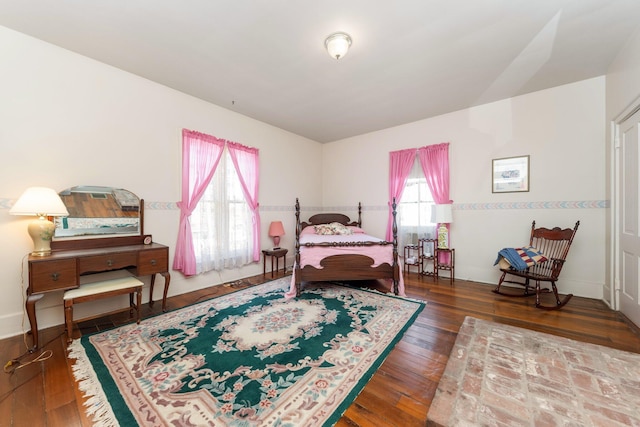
313,222,353,235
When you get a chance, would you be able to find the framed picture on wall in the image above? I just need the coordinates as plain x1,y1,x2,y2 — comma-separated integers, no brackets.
492,155,530,193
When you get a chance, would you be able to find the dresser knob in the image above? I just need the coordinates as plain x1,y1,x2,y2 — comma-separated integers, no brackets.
150,259,157,266
107,259,114,267
51,272,59,281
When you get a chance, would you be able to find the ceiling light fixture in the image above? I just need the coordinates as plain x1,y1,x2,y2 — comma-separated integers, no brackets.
324,32,352,60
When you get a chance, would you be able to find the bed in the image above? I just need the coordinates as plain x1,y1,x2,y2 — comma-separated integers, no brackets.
285,198,404,298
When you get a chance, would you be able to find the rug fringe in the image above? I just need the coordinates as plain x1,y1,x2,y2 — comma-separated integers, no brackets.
68,339,121,427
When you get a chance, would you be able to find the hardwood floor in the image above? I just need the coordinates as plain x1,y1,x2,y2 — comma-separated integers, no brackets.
1,271,639,426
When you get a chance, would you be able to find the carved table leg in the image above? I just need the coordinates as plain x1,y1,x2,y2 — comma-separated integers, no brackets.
149,272,171,312
149,274,157,308
160,272,171,312
26,294,44,352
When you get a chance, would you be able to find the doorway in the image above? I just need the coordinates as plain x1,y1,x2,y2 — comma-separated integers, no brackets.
616,104,640,327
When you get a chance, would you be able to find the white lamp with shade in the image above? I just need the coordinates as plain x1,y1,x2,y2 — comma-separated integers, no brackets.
268,221,285,250
10,187,69,256
433,204,453,249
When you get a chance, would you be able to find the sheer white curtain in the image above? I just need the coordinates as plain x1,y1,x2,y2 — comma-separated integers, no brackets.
191,149,254,273
397,158,436,251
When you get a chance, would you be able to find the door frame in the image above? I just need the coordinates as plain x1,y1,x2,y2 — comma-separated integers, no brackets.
612,96,640,311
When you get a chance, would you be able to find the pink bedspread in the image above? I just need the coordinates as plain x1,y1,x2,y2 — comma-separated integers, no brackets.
285,233,405,298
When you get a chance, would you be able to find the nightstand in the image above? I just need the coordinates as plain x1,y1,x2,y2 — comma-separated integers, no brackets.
262,248,288,278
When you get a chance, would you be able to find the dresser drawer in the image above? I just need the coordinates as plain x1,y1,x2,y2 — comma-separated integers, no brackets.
136,248,168,275
30,259,77,293
78,252,137,274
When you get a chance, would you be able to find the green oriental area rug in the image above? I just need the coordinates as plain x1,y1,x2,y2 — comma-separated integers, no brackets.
68,277,425,426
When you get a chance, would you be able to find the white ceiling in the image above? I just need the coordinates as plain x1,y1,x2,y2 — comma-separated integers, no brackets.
1,0,639,143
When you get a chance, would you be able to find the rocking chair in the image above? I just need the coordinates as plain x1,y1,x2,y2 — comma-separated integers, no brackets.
493,220,580,309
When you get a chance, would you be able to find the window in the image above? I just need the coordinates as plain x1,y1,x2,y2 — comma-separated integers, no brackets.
387,142,449,248
190,149,254,272
173,129,260,276
397,158,435,247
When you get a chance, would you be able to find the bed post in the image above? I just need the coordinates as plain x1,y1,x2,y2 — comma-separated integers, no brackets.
392,198,399,295
357,202,362,227
294,198,302,296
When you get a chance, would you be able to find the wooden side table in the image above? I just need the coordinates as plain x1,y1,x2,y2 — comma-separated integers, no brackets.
436,248,455,285
403,244,420,275
419,238,438,279
262,248,288,278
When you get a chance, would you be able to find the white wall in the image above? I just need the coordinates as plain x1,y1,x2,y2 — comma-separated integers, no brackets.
604,27,640,307
0,26,322,339
322,77,607,299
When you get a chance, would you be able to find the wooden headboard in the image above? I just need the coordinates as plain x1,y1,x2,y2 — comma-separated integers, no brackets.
295,199,362,230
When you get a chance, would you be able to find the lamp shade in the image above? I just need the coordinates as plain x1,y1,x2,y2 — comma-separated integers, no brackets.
433,204,453,224
268,221,285,249
268,221,285,237
9,187,68,216
10,187,68,256
325,32,352,60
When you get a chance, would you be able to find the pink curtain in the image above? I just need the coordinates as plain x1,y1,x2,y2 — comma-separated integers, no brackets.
173,129,225,275
386,148,417,241
417,142,450,205
228,142,261,261
418,142,452,258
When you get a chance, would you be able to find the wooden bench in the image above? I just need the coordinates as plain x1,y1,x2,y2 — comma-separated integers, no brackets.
63,276,144,342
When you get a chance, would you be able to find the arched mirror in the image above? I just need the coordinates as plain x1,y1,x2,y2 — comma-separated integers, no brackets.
53,186,141,238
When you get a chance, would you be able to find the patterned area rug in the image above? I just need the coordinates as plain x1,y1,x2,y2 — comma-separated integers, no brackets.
428,317,640,426
69,277,424,426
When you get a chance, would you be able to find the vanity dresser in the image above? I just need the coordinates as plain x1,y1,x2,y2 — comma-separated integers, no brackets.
25,186,170,350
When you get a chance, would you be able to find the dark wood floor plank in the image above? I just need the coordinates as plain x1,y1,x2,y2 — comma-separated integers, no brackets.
1,271,639,426
46,401,84,427
44,329,77,413
0,333,24,423
12,363,45,426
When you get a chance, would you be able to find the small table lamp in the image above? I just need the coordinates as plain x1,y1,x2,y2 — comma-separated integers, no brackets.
433,204,453,249
268,221,285,249
10,187,69,256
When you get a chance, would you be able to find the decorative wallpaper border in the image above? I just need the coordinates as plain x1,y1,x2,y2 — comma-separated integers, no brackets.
145,201,179,210
0,199,610,212
271,200,610,212
454,200,609,210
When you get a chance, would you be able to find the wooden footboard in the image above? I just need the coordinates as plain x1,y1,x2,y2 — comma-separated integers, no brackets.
299,254,395,280
294,199,399,297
